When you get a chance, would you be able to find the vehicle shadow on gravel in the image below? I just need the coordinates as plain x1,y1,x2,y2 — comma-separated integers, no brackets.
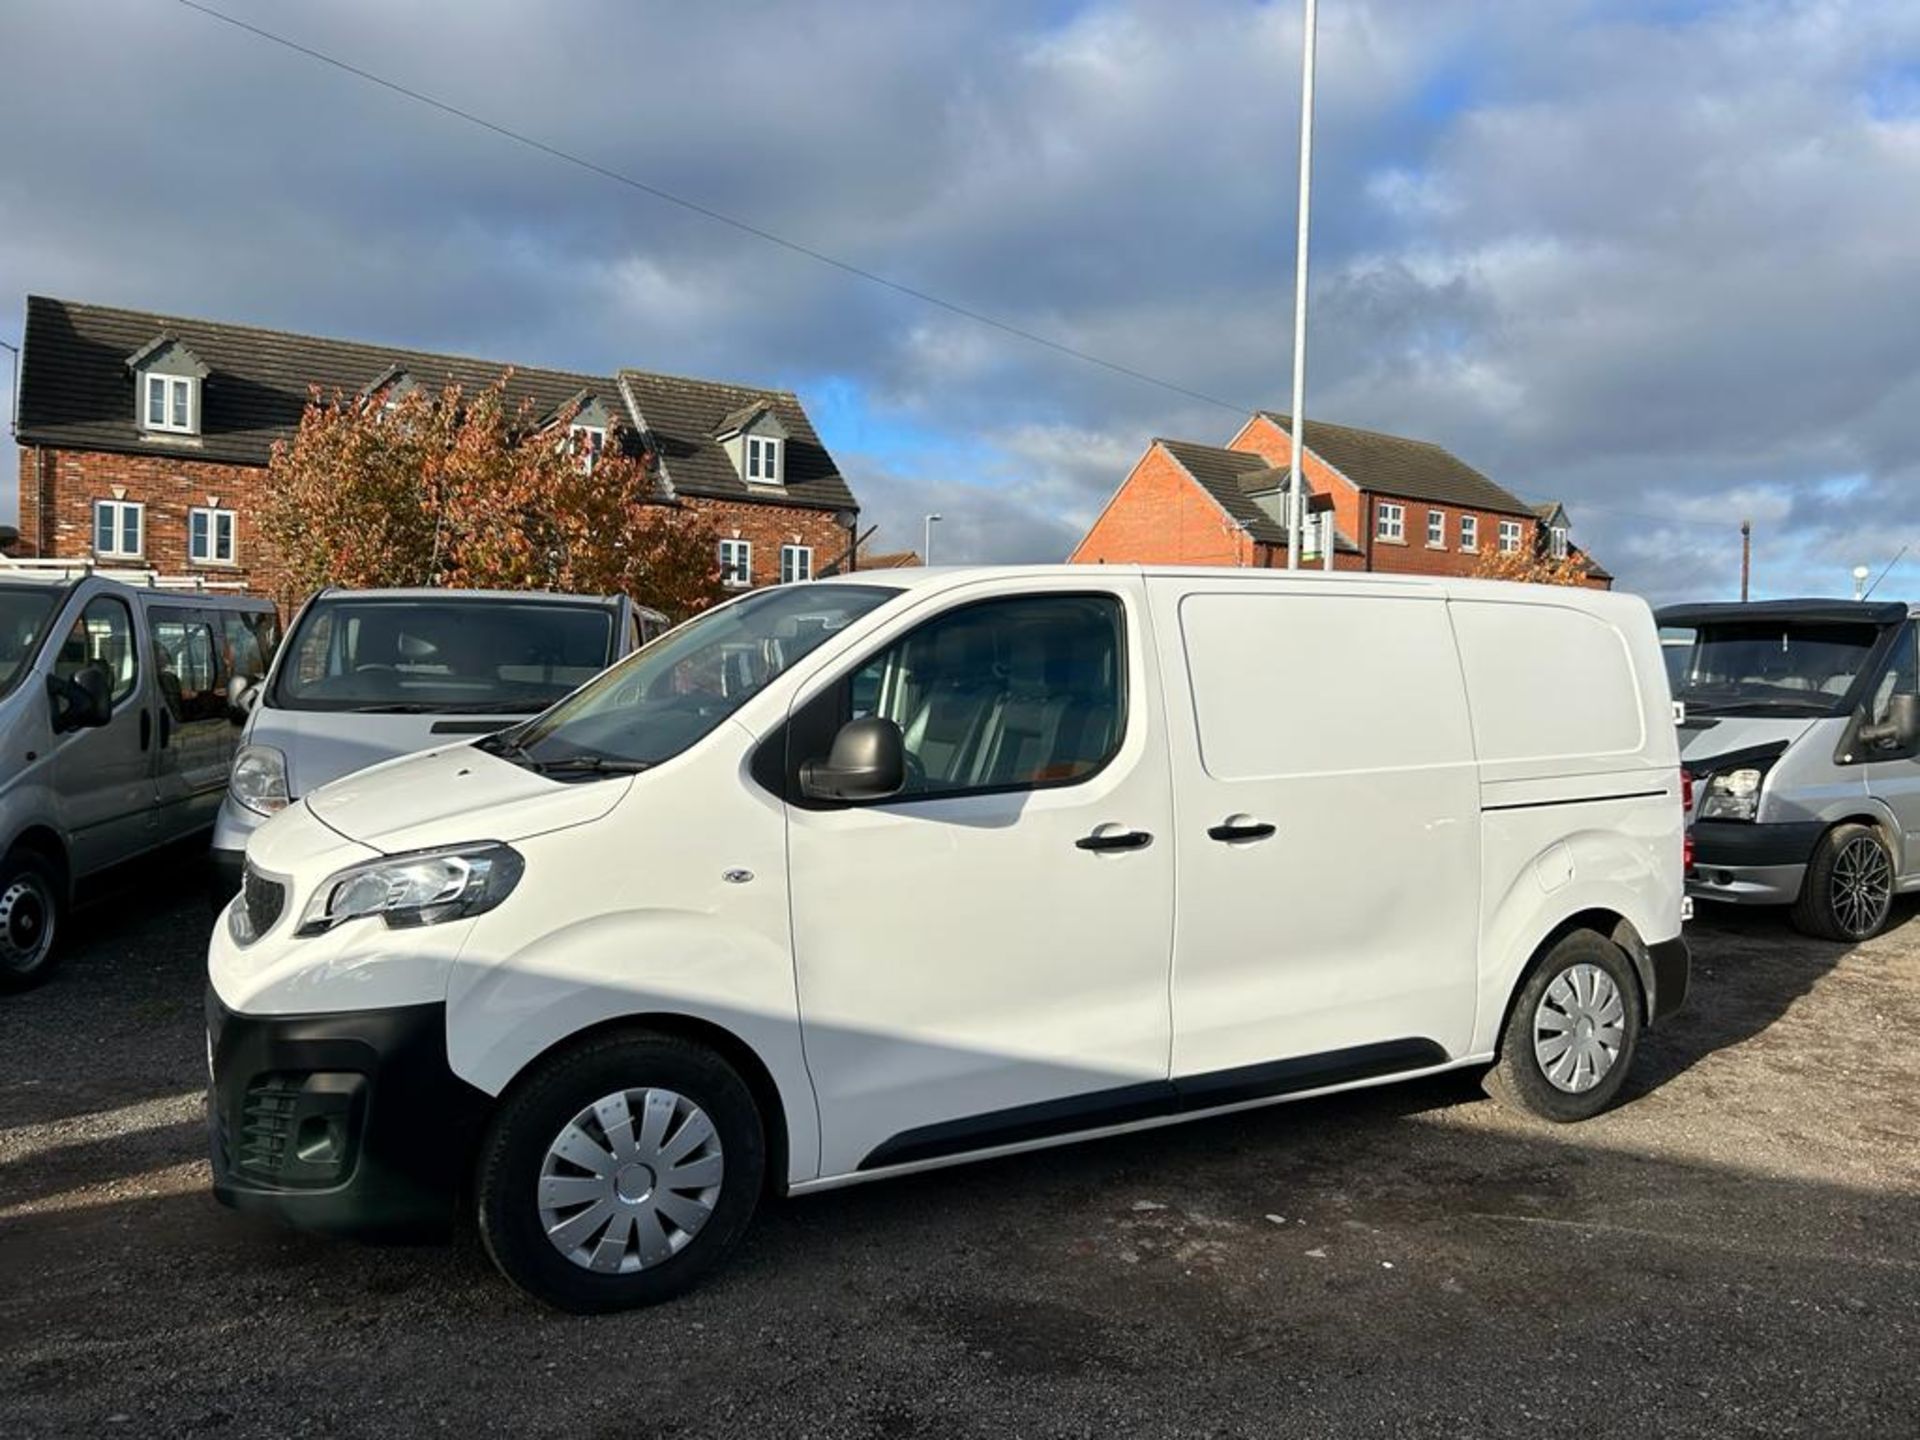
1617,900,1909,1101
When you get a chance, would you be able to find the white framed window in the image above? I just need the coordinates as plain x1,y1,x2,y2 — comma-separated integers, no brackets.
142,374,195,434
1459,515,1478,552
1549,525,1569,559
1376,502,1405,542
1498,519,1524,552
780,544,813,585
1426,509,1446,548
719,538,753,588
93,499,144,559
189,506,237,565
746,435,781,483
569,424,605,474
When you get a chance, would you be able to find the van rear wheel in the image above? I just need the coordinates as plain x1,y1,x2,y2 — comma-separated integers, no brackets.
1790,823,1895,942
1486,930,1641,1123
0,853,63,992
476,1030,764,1312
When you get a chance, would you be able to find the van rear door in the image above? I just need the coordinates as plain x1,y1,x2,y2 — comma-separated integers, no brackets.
1150,578,1480,1079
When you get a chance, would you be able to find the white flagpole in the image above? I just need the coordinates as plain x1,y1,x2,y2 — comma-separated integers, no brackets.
1286,0,1318,570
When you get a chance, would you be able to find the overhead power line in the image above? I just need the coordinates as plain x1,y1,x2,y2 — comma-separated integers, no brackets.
174,0,1254,416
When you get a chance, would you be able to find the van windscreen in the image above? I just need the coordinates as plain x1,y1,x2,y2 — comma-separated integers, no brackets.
272,598,617,714
0,587,59,700
1671,620,1881,716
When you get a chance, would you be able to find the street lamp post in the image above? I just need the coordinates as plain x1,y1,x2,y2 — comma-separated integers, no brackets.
1284,0,1318,569
924,513,942,567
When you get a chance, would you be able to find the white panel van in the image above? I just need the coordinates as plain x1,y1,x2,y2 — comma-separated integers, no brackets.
206,566,1688,1310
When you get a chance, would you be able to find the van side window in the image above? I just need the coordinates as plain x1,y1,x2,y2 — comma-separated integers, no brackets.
1872,625,1918,721
849,594,1124,797
149,608,228,724
53,596,138,707
222,609,273,683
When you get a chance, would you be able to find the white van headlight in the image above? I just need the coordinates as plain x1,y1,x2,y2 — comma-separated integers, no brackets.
296,843,525,937
230,745,291,816
1700,766,1764,821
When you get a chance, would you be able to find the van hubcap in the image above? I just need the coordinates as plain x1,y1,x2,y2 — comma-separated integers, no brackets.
0,875,55,975
1533,963,1625,1094
1831,835,1893,938
537,1087,723,1274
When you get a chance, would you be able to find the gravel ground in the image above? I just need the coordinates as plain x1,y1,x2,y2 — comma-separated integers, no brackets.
2,851,1917,1439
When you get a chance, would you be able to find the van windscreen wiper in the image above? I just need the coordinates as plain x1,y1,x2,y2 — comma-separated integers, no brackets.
527,754,653,776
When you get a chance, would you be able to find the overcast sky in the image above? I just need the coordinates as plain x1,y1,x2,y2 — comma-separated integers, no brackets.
3,0,1916,602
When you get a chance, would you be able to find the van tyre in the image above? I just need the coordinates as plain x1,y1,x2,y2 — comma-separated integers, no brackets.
1486,930,1641,1123
1791,823,1895,942
0,852,63,992
476,1031,764,1312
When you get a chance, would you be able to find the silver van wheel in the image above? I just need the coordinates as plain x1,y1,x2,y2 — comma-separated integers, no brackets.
1532,962,1626,1093
0,869,57,977
537,1088,724,1274
1830,833,1893,938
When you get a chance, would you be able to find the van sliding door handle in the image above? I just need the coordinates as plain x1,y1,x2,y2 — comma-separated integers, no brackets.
1075,829,1153,852
1207,820,1276,843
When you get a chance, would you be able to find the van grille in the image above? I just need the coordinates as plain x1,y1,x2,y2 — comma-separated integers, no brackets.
242,865,287,940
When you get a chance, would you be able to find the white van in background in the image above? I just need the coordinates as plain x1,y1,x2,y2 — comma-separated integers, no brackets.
207,566,1688,1311
211,587,664,899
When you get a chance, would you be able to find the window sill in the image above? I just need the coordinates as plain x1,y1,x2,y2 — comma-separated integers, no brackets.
1375,535,1407,546
189,560,242,570
1426,542,1447,551
93,553,145,564
1460,546,1479,555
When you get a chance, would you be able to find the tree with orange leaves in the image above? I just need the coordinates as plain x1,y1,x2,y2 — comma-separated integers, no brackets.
259,376,721,618
1471,542,1599,587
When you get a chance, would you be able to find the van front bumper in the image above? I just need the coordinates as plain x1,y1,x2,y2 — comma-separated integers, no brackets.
206,990,489,1239
1686,820,1821,905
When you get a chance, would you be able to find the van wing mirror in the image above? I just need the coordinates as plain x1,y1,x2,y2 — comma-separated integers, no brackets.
799,717,906,803
1862,691,1920,752
47,665,113,733
227,674,261,724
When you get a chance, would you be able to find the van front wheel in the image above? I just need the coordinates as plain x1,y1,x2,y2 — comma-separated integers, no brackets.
1790,823,1895,942
476,1031,765,1312
1486,930,1642,1122
0,853,63,992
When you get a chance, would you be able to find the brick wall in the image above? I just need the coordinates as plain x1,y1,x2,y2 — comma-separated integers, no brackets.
15,445,856,602
690,496,854,588
17,444,285,594
1226,414,1366,549
1070,442,1364,572
1360,494,1540,579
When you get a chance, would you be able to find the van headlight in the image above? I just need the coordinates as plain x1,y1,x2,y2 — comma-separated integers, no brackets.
296,843,525,937
230,744,290,816
1699,767,1765,821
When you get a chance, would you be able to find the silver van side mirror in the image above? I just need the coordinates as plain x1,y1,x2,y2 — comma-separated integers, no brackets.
48,667,113,733
1862,691,1920,752
227,675,262,724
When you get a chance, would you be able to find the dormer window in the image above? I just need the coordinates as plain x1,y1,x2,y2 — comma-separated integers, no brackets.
1550,525,1569,559
714,399,790,486
127,336,207,438
571,425,606,474
145,375,193,432
747,434,781,483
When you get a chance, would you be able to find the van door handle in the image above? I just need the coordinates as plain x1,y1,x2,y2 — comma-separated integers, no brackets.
140,710,152,751
1208,820,1276,843
1076,829,1153,852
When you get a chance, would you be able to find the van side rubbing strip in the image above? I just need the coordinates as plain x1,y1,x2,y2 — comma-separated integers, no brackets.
856,1038,1447,1171
1481,789,1668,814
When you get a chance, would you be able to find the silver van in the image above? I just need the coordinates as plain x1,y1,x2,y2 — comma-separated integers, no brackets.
0,568,277,989
211,587,662,898
1662,598,1920,940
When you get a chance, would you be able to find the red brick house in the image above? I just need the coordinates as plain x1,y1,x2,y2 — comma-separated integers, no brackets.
1072,410,1609,588
13,296,861,603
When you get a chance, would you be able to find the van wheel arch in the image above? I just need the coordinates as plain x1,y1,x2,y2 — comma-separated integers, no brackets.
1497,910,1652,1047
7,827,71,899
493,1014,792,1198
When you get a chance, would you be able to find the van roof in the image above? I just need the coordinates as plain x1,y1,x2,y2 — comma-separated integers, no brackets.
1656,598,1911,627
310,587,620,606
813,563,1636,610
